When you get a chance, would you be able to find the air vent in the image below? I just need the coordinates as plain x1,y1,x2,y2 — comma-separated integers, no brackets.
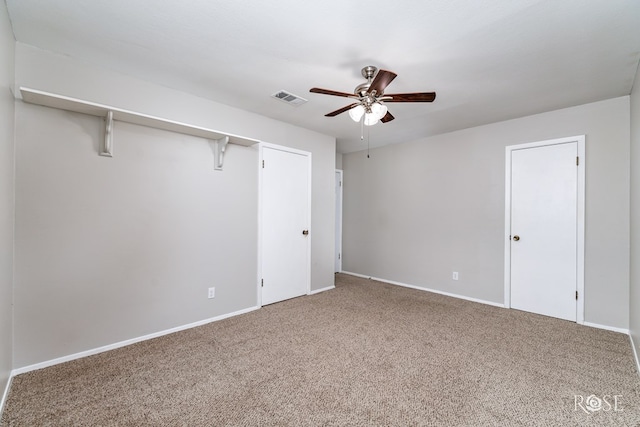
271,90,308,106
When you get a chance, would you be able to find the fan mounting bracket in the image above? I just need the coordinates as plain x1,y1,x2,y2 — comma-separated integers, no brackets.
361,66,377,80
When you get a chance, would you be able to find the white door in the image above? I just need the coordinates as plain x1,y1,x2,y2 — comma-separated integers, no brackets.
509,141,578,321
335,170,343,273
261,145,311,306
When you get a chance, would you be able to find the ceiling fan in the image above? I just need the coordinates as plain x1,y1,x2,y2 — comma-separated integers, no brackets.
309,65,436,126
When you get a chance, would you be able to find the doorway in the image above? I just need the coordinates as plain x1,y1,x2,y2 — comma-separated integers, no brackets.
335,169,343,273
504,136,585,322
259,144,311,306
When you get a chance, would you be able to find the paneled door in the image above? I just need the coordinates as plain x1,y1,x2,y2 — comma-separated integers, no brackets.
260,145,311,305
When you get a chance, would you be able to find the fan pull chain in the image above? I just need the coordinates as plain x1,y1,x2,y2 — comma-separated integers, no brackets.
367,126,370,158
360,116,364,140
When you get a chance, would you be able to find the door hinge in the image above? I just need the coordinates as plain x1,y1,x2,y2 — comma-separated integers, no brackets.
340,180,342,187
262,160,265,168
338,253,341,260
576,290,578,300
576,156,579,166
261,279,264,287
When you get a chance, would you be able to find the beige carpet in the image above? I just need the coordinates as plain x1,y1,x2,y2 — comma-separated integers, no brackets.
2,273,639,426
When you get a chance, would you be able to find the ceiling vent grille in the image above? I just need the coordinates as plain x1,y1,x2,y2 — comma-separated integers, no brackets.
272,90,308,106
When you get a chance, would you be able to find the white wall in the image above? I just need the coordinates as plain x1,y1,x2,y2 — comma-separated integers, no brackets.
630,64,640,357
12,43,336,368
343,96,630,329
0,0,15,406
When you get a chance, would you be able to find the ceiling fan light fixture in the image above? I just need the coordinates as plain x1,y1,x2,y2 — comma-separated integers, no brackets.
364,113,379,126
370,102,387,120
349,104,365,122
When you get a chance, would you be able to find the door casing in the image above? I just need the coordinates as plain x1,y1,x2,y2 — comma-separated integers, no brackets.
335,169,343,273
504,135,585,324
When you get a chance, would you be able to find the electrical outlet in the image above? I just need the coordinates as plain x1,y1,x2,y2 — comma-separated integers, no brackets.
208,287,215,299
452,272,459,281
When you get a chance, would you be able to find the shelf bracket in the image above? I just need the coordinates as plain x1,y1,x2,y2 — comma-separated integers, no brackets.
212,136,230,171
101,110,114,157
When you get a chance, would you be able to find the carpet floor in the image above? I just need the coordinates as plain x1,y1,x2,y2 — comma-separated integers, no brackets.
2,273,639,426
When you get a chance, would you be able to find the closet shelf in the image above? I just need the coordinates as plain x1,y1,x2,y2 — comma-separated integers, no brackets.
19,87,260,169
20,87,260,147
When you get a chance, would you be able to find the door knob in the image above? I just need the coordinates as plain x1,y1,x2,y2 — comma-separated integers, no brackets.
302,230,309,236
512,235,520,241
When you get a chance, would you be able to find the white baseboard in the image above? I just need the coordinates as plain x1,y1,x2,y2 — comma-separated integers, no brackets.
341,273,636,336
630,334,640,376
1,374,12,417
341,271,371,280
582,322,629,335
341,271,505,308
309,285,335,295
11,305,260,376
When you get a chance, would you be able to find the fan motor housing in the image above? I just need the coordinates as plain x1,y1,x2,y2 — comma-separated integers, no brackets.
355,82,371,97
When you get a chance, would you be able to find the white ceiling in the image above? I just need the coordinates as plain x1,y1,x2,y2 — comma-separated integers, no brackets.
6,0,640,153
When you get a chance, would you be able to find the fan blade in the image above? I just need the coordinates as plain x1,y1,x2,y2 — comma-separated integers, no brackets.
310,87,356,98
380,111,395,123
325,103,359,117
369,69,397,95
384,92,436,102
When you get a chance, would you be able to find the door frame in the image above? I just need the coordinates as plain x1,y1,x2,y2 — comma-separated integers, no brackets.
335,169,343,273
503,135,585,323
257,142,312,307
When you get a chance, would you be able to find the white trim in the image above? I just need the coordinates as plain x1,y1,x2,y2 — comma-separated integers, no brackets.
11,306,260,376
307,152,312,295
257,147,263,307
581,322,629,335
340,273,634,338
341,271,504,308
576,139,586,323
335,169,343,273
342,271,372,280
504,135,586,323
1,375,13,416
259,141,312,158
309,285,335,295
258,142,312,307
630,334,640,376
